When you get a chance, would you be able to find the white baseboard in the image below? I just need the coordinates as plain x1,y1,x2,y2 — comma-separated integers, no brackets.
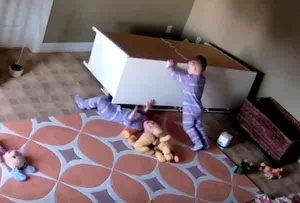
39,42,93,53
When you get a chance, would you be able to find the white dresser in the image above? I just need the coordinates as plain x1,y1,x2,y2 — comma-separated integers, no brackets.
84,27,257,109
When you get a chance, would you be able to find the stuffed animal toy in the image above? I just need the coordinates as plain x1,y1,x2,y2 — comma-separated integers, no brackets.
234,159,254,175
259,162,283,180
122,128,138,146
124,120,179,162
123,120,163,155
154,135,179,163
0,145,36,182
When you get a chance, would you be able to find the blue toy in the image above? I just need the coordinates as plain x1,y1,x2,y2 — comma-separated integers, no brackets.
0,146,37,182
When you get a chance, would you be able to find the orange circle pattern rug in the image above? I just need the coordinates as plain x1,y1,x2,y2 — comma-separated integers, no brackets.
0,112,259,202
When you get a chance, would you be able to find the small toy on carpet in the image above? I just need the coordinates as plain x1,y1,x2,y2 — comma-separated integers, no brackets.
217,131,233,148
124,120,179,163
254,193,300,203
0,145,36,182
123,120,161,155
154,134,179,163
259,162,283,180
234,159,254,175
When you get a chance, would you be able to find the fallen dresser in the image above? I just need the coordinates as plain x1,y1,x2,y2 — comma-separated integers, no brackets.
84,27,257,109
238,98,300,164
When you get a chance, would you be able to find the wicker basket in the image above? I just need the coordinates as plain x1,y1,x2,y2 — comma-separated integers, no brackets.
238,98,300,164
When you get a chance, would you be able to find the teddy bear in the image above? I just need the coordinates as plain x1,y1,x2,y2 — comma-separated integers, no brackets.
123,120,179,163
0,145,37,182
154,136,179,163
259,162,283,180
123,120,163,155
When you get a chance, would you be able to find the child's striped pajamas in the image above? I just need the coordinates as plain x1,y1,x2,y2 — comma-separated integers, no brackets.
169,67,209,149
75,95,147,131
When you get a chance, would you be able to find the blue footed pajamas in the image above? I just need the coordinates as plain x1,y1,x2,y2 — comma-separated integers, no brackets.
183,113,209,149
75,95,147,131
169,67,209,149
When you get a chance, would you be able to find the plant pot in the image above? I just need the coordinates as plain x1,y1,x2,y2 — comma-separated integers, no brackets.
9,64,24,78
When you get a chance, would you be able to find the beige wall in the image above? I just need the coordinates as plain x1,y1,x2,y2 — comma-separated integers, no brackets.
44,0,194,42
183,0,300,120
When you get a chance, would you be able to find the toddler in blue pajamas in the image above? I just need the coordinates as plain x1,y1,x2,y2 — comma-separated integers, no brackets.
75,94,154,132
167,56,209,151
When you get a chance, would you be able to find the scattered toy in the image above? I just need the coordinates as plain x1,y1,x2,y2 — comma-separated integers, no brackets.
259,162,283,180
217,131,233,148
0,145,37,182
154,133,179,163
124,120,179,163
234,159,254,174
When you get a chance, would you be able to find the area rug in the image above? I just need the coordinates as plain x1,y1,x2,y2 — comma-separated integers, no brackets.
0,111,259,202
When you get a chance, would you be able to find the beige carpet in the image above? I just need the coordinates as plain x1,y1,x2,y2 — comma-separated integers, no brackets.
0,49,101,121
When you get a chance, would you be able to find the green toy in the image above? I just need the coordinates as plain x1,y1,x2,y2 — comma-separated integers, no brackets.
234,159,254,175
